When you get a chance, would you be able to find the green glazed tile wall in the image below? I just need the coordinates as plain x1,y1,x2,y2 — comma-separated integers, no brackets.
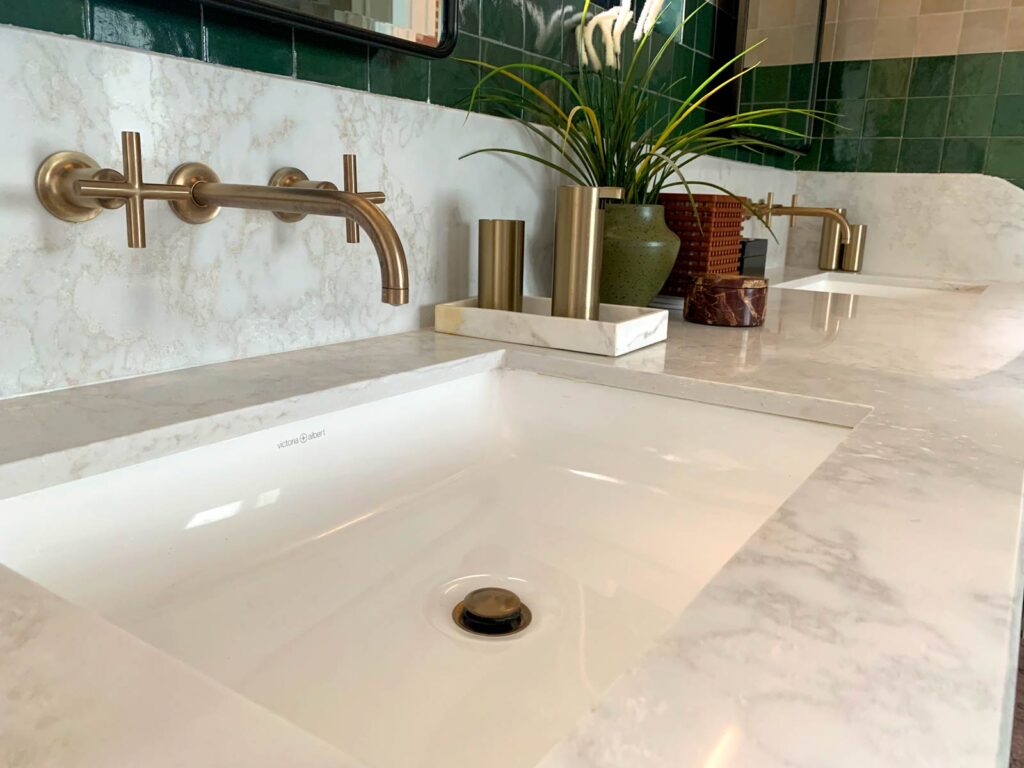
746,53,1024,188
0,0,763,159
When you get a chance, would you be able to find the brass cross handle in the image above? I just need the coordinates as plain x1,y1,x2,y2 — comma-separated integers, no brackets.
74,131,163,248
267,154,386,240
36,131,198,248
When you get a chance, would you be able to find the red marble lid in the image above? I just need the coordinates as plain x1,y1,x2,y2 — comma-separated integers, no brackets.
690,273,769,289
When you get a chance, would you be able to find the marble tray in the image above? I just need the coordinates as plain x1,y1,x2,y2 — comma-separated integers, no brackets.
434,296,668,357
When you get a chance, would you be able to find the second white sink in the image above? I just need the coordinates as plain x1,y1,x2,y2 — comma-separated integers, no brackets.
777,272,987,298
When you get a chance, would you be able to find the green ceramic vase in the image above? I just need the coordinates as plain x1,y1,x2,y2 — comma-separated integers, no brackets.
599,204,680,307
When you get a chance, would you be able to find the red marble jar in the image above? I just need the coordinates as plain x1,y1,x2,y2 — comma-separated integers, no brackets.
683,274,769,327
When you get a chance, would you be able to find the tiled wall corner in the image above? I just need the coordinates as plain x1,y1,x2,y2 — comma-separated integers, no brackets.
789,51,1024,187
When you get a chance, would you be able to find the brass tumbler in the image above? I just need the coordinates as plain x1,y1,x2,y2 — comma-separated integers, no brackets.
551,185,623,320
478,219,525,311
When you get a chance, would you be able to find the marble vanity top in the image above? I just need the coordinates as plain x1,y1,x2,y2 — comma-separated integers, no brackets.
3,277,1024,768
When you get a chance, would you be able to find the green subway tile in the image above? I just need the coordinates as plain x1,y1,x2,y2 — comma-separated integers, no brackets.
819,138,860,171
898,139,942,172
789,63,813,102
946,95,996,136
822,99,865,137
648,33,675,93
992,95,1024,136
794,138,822,171
369,49,428,101
754,66,789,102
693,2,715,57
986,138,1024,176
481,0,523,48
784,104,809,134
863,99,906,137
673,46,695,93
867,58,911,99
430,34,480,109
942,138,987,172
205,7,293,76
461,0,480,37
858,138,900,172
480,40,524,116
524,0,562,57
983,137,1024,177
827,60,870,100
682,0,698,48
0,0,85,36
908,55,955,97
692,53,712,86
1009,178,1024,190
1000,52,1024,95
91,0,200,58
953,53,1001,96
903,97,948,138
295,30,368,89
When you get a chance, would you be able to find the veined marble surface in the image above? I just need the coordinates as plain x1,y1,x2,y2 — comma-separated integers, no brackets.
2,274,1024,767
788,172,1024,280
0,24,794,399
434,296,668,356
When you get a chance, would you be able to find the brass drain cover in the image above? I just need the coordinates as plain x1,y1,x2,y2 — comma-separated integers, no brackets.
452,587,532,636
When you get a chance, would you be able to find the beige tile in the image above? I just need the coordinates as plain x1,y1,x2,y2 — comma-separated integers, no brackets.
833,17,876,58
921,0,964,12
1008,6,1024,47
758,0,797,27
826,0,838,21
872,15,919,57
795,0,822,24
837,0,880,20
915,11,963,54
878,0,921,16
792,23,820,61
820,21,837,59
1013,0,1024,6
757,26,797,65
959,8,1009,50
965,0,1009,7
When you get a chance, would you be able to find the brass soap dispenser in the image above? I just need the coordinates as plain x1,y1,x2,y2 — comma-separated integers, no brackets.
551,185,623,320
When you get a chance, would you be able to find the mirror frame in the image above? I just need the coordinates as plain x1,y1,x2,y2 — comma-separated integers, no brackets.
202,0,459,58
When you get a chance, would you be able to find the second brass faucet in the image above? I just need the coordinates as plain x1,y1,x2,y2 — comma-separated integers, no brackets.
749,192,852,244
35,131,409,306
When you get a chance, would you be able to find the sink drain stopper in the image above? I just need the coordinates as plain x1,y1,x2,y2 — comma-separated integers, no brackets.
452,587,532,636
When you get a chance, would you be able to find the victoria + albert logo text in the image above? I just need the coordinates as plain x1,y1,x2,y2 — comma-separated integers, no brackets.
277,428,326,449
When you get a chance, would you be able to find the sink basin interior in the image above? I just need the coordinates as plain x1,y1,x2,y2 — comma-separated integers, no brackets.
0,369,849,768
777,272,988,298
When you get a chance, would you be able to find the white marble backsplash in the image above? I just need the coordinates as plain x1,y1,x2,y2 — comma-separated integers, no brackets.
0,24,795,399
787,172,1024,281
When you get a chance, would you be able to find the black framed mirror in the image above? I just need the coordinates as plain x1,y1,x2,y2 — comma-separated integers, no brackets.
203,0,458,57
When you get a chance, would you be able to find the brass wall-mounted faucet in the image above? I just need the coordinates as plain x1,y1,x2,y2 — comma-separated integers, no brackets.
749,192,852,244
35,131,409,306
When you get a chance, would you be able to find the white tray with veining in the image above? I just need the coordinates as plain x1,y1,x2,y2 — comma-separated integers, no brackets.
434,296,668,357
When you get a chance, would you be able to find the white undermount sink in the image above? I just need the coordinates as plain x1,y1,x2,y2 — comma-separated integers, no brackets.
0,368,850,768
777,272,988,298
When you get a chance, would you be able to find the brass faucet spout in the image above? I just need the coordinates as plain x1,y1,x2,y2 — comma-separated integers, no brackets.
191,182,409,306
772,206,852,244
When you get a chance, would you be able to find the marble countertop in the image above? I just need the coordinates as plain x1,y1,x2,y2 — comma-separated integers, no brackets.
3,277,1024,767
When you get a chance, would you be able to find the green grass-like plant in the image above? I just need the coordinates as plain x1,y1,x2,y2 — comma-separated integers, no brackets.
459,1,827,212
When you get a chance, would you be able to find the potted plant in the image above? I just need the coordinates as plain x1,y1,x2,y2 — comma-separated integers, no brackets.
460,0,817,307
